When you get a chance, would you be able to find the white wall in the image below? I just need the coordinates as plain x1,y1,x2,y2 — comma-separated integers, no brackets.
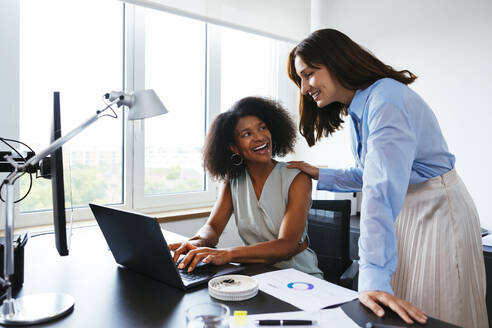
309,0,492,228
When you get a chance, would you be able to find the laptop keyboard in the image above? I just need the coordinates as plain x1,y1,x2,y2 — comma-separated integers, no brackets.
179,266,215,282
175,257,215,282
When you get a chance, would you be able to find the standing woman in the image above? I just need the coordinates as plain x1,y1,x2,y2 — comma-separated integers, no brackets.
287,29,487,327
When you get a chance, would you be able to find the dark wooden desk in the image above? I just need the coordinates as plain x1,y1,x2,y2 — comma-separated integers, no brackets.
482,244,492,328
12,226,457,327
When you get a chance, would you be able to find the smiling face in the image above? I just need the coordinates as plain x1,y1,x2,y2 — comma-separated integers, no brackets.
230,115,272,165
294,55,353,108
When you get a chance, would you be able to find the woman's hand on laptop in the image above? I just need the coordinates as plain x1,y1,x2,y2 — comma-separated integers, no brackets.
177,248,232,272
169,240,201,263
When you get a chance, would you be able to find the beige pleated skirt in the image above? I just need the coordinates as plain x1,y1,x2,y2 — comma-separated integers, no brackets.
391,169,488,328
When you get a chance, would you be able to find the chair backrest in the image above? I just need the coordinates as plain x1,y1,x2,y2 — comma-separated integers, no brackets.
307,199,352,284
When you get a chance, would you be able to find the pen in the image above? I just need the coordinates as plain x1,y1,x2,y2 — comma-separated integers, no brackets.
255,319,316,326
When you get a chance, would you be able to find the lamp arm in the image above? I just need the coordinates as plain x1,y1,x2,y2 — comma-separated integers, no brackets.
0,89,165,323
1,97,119,297
14,98,120,174
24,114,98,171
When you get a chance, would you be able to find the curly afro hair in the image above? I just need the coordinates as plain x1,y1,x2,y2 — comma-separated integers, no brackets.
203,96,297,181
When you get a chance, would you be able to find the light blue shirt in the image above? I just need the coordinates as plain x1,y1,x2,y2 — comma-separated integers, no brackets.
317,78,455,294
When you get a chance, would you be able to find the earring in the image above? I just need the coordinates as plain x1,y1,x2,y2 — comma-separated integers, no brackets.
231,153,243,166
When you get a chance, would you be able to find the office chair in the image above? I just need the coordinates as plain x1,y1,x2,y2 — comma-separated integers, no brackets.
307,199,358,290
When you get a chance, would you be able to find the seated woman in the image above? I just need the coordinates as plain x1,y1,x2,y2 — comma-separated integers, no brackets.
169,96,322,278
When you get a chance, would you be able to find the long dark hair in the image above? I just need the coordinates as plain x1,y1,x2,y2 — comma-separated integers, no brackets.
287,28,417,146
203,97,296,181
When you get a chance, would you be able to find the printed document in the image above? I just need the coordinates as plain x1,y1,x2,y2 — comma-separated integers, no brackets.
253,268,358,311
483,234,492,247
229,308,360,328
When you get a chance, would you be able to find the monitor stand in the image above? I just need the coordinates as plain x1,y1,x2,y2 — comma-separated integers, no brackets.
0,293,74,325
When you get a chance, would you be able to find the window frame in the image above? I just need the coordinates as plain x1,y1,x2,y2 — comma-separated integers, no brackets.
131,7,220,211
5,0,130,228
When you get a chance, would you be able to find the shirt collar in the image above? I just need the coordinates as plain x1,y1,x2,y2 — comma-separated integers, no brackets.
347,86,371,121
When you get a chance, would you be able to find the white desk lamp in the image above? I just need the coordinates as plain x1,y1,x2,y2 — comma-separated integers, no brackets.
0,89,167,325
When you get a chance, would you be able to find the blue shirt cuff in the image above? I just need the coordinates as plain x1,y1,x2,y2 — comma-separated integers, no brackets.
358,265,394,295
317,168,336,190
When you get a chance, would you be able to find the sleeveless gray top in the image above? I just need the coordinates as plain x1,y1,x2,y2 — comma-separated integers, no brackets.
230,162,323,278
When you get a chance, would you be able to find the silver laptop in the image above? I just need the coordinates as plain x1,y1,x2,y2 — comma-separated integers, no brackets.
89,203,244,291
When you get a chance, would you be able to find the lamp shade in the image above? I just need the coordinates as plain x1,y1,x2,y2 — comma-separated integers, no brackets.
127,89,168,120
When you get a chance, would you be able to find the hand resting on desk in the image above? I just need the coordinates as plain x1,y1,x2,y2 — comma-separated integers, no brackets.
359,290,428,325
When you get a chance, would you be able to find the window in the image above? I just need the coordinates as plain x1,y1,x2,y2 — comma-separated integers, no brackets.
220,27,278,111
143,10,207,196
18,0,124,219
132,7,217,210
219,26,298,164
7,1,297,226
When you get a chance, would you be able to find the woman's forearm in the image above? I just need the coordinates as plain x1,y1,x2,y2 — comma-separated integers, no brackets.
227,239,301,264
317,167,363,192
191,224,220,247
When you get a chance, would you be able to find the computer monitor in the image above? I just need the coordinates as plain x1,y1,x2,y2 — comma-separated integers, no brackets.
49,91,68,256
